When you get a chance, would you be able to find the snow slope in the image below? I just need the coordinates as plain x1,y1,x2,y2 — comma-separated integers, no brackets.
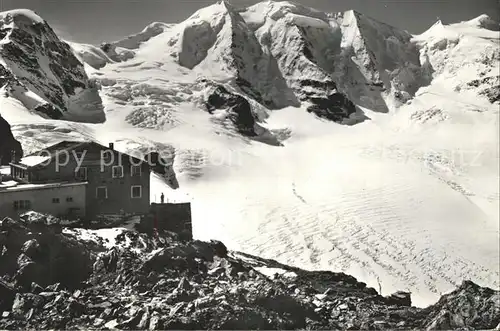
0,3,498,308
66,22,173,71
176,101,498,308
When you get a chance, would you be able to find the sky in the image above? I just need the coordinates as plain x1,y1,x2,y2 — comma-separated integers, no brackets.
0,0,498,44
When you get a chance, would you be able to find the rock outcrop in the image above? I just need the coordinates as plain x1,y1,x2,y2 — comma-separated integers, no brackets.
467,76,500,104
306,91,357,122
0,115,23,165
204,84,257,136
0,217,498,330
421,280,500,330
0,218,93,293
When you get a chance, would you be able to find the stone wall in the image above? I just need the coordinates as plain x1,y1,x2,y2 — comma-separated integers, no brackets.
143,203,192,239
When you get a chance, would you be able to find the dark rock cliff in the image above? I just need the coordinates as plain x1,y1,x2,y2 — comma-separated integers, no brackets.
0,115,23,165
205,85,257,136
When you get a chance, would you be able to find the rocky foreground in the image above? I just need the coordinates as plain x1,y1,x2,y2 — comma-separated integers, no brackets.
0,216,499,330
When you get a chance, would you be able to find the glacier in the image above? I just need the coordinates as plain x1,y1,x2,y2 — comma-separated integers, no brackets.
0,1,498,308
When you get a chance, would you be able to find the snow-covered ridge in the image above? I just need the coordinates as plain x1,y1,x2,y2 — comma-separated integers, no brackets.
68,42,113,70
463,14,500,31
0,9,45,25
81,1,499,121
0,9,105,122
4,3,495,127
96,22,174,64
412,13,499,101
238,0,330,29
111,22,173,50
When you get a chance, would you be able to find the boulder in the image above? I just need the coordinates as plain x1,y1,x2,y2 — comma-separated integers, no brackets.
385,291,412,307
21,240,41,259
11,293,45,317
423,280,500,330
0,279,15,311
480,85,500,103
0,218,93,290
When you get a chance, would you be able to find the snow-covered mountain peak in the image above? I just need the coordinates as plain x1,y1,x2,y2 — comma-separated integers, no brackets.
184,1,234,23
0,8,45,26
413,14,499,79
464,14,500,31
71,0,496,126
112,22,173,50
427,19,444,30
0,8,105,123
90,21,174,65
419,13,499,40
329,8,430,110
240,0,329,24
